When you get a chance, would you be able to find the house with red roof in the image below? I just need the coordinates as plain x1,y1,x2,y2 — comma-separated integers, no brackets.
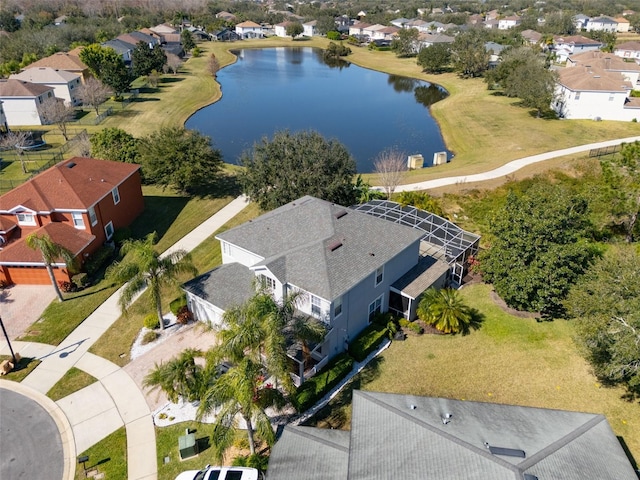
0,157,144,285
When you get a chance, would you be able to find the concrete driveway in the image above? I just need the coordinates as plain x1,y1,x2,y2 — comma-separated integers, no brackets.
0,285,57,340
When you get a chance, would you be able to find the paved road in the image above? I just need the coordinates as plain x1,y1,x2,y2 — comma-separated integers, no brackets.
0,387,64,480
388,136,640,192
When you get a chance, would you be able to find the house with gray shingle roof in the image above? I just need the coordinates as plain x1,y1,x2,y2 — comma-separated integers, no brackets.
10,67,82,106
182,196,452,384
267,390,638,480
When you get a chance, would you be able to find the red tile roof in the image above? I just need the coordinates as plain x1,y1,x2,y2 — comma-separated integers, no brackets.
0,222,95,264
0,157,140,213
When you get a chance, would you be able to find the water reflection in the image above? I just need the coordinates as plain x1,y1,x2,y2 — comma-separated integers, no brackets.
414,84,448,107
388,75,418,93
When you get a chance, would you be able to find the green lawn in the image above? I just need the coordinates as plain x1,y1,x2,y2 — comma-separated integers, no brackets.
47,367,97,401
156,422,221,480
306,283,640,463
0,356,40,382
75,427,127,480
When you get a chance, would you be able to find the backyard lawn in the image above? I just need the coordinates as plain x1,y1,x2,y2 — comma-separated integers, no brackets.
307,283,640,465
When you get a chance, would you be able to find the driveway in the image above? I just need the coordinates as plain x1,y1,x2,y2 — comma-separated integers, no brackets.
0,285,57,340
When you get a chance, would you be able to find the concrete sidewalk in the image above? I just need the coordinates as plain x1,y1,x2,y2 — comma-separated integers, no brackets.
392,136,640,192
3,195,249,480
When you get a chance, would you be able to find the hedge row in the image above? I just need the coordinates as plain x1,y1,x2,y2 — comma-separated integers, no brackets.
348,322,388,362
294,353,354,412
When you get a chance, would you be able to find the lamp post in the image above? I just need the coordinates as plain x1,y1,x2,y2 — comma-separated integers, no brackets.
0,316,17,365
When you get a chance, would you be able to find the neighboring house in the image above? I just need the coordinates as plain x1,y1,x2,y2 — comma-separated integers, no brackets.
551,35,603,63
150,23,179,37
483,19,499,30
498,15,521,30
216,11,237,23
348,22,372,37
117,31,160,49
520,29,542,45
0,100,8,133
614,16,631,33
102,39,135,64
302,20,317,37
267,390,639,480
275,21,295,38
586,16,618,32
390,18,411,28
363,24,399,40
0,79,55,126
22,51,90,83
568,51,640,86
182,197,477,384
139,27,163,43
54,15,68,26
485,42,506,67
405,19,429,32
0,157,144,285
418,33,454,49
573,13,590,31
615,41,640,61
235,21,264,39
10,67,82,106
210,28,240,42
553,66,637,121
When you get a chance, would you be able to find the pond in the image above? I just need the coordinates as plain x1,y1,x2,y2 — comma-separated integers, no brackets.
185,47,450,173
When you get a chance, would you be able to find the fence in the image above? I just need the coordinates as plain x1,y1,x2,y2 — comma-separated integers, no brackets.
589,145,621,158
76,107,114,126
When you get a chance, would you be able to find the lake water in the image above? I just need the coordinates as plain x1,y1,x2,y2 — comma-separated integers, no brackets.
185,47,450,173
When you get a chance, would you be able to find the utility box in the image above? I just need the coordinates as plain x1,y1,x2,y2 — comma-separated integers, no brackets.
179,433,198,460
433,151,448,166
407,154,424,169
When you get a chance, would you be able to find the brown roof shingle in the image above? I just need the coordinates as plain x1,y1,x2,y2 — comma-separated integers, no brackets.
22,52,88,73
0,79,53,97
558,66,631,92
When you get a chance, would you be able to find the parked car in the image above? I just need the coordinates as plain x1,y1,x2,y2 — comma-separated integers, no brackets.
175,465,260,480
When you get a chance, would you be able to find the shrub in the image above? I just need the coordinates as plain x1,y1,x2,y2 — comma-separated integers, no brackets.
170,295,187,315
406,321,424,335
348,323,388,362
294,353,353,412
327,31,341,41
192,47,201,57
176,305,193,324
72,273,90,289
232,454,269,471
143,313,159,329
84,244,115,275
57,280,76,293
398,318,410,328
141,330,158,344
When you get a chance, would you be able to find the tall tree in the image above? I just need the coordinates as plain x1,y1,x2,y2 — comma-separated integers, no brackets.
565,247,640,395
132,42,166,78
240,130,357,210
0,130,31,173
373,147,407,199
25,233,76,302
450,28,489,78
106,232,197,330
417,43,451,74
391,27,420,57
40,98,76,141
143,348,205,403
137,127,223,193
77,76,112,115
207,53,220,78
181,30,196,51
417,288,472,334
80,44,131,96
601,142,640,242
479,183,598,317
316,15,337,35
286,22,304,39
90,127,139,163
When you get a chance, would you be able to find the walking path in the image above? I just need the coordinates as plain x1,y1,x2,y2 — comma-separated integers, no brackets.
0,195,249,480
392,136,640,192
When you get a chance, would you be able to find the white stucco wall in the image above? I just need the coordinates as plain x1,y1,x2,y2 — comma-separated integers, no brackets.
1,97,45,126
220,240,263,267
186,292,225,328
555,86,638,121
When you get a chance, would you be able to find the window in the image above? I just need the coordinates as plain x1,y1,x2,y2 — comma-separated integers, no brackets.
104,221,114,240
368,295,383,322
334,296,343,317
222,242,230,256
574,92,581,100
72,212,85,228
88,207,98,226
311,295,322,317
375,266,384,286
112,187,120,205
259,274,276,291
16,212,36,226
609,94,614,102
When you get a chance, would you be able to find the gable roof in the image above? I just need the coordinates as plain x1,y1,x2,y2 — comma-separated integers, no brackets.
558,66,631,92
0,157,141,214
267,391,638,479
236,21,261,28
553,35,603,47
588,16,618,24
0,79,53,97
22,52,87,72
102,39,135,54
10,67,81,84
568,51,640,73
182,262,256,312
217,196,423,300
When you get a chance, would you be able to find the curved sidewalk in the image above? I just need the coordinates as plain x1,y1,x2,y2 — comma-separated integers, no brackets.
1,195,250,480
393,136,640,192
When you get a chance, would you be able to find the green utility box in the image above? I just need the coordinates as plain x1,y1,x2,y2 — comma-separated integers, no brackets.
178,432,198,460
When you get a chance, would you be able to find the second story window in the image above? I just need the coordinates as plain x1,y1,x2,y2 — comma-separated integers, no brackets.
375,266,384,286
72,212,85,228
334,296,343,317
112,187,120,205
88,207,98,226
259,274,276,291
16,212,36,226
311,294,322,317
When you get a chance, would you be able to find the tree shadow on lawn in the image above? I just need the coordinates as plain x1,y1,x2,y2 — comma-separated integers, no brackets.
188,173,242,199
160,77,185,84
129,194,191,240
458,307,485,336
132,97,161,103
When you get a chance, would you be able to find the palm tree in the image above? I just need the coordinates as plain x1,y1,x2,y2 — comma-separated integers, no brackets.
417,288,472,334
143,348,204,403
25,233,76,302
197,356,287,460
106,232,197,330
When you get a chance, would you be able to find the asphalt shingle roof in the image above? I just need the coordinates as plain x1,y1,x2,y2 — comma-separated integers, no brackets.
217,196,423,300
0,79,53,97
182,262,256,312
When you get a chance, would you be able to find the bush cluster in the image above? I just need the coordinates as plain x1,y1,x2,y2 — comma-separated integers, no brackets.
84,244,115,275
348,322,388,362
176,305,193,324
294,353,354,412
141,330,158,345
170,295,187,315
143,313,159,329
57,280,76,293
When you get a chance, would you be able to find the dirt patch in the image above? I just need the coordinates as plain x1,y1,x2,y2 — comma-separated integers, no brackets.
489,289,539,319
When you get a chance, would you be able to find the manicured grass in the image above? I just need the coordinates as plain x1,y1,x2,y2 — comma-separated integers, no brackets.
0,355,40,382
47,367,97,401
75,427,127,480
306,283,640,462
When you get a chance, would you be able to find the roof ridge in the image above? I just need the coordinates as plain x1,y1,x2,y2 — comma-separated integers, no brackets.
287,426,350,454
355,391,519,473
517,414,605,471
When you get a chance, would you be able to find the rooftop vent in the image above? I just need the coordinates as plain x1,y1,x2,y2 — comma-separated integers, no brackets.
334,210,348,219
441,413,453,424
66,161,76,168
328,240,343,252
487,445,526,458
409,404,417,410
523,475,538,480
